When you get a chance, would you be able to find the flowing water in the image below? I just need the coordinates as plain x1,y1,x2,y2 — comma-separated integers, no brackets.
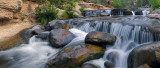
0,16,159,68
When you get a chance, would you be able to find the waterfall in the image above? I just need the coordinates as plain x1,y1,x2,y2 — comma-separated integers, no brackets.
142,10,150,16
131,11,135,16
76,21,157,68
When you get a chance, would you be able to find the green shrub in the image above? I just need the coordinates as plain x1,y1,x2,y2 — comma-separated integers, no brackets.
62,4,78,19
79,7,85,13
20,13,25,21
112,0,127,8
35,4,59,24
148,0,160,10
48,0,78,9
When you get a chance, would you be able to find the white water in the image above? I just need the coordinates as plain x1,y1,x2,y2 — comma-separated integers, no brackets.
131,11,135,16
0,20,157,68
0,36,59,68
142,10,150,16
77,21,155,68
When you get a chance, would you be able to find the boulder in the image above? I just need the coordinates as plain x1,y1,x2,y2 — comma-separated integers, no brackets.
45,20,70,31
81,63,99,68
0,0,22,20
128,42,160,68
85,31,116,46
48,43,105,68
49,29,75,48
138,64,151,68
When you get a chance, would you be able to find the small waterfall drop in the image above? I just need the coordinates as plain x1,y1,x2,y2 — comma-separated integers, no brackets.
142,10,150,16
131,11,135,16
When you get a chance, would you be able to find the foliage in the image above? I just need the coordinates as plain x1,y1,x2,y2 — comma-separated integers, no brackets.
20,13,25,21
48,0,78,9
112,0,127,8
79,7,85,13
35,4,59,24
148,0,160,10
62,4,78,19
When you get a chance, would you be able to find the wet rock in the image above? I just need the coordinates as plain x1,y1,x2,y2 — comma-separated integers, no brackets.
132,8,143,15
31,25,44,35
81,63,99,68
104,61,114,68
48,43,105,68
36,31,50,41
100,12,110,16
85,31,116,46
106,52,119,64
128,42,160,68
20,25,44,43
45,20,70,31
49,29,75,48
20,29,33,43
111,9,132,15
138,64,151,68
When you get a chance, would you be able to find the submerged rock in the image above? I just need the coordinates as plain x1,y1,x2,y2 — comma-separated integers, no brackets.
48,43,105,68
104,61,114,68
49,29,75,48
85,31,116,46
128,42,160,68
81,63,99,68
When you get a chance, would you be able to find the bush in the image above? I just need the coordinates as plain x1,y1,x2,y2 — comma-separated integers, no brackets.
79,7,85,13
148,0,160,10
112,0,127,8
62,3,78,19
35,4,59,24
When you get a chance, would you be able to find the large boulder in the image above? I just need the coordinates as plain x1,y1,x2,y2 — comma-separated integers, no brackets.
138,64,151,68
128,42,160,68
36,31,50,41
48,43,105,68
0,0,22,20
85,31,116,46
49,29,75,48
81,63,99,68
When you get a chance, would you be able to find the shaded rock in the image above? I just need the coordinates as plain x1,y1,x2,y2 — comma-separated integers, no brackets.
31,25,44,35
0,0,22,20
104,61,114,68
132,8,143,15
106,52,119,64
49,29,75,48
81,63,99,68
128,42,160,68
48,43,105,68
20,29,33,43
20,25,44,43
36,31,50,41
138,64,151,68
45,20,70,31
111,8,132,15
85,31,116,46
